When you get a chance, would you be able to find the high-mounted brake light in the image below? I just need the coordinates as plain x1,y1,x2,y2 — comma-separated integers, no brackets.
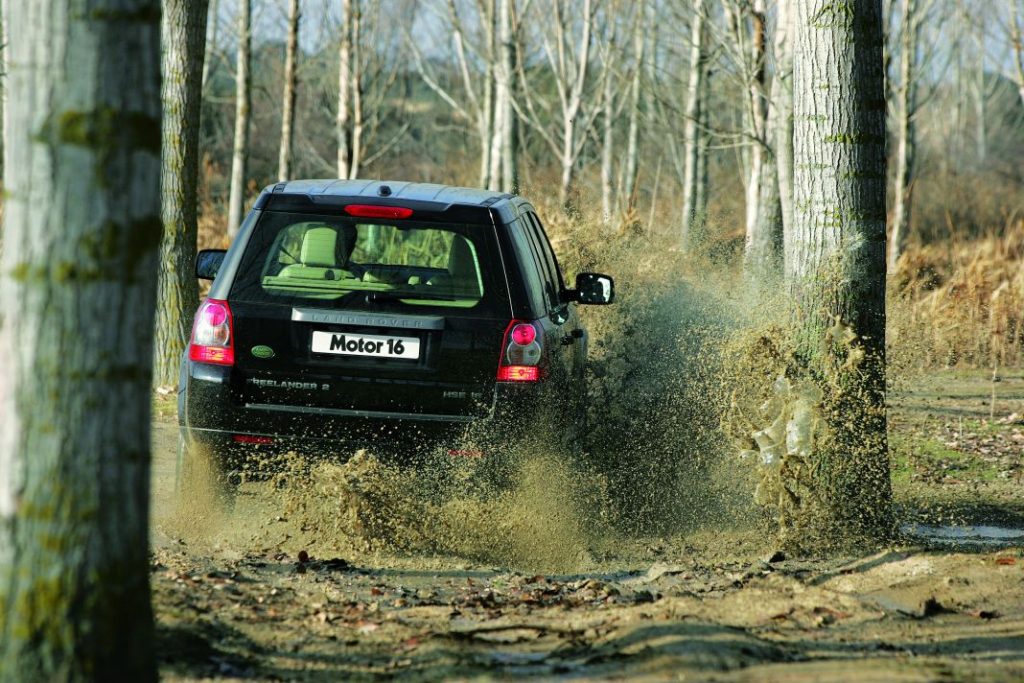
188,298,235,366
497,320,543,383
344,204,413,219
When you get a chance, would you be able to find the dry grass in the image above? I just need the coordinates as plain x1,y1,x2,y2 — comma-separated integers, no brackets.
890,217,1024,370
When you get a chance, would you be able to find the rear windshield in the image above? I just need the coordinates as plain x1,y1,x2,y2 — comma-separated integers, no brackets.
229,211,507,313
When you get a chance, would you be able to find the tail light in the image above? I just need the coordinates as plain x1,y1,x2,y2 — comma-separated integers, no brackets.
497,320,543,383
188,298,235,366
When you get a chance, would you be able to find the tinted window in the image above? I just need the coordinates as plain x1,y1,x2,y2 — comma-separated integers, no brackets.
506,218,547,315
230,211,504,312
524,212,565,310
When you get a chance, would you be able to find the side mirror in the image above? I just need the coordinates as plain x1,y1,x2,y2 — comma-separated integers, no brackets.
571,272,615,305
195,249,227,281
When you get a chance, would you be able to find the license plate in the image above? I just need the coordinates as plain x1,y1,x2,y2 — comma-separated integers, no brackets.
311,331,421,359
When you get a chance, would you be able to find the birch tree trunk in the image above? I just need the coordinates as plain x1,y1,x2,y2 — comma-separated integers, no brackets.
775,0,796,262
0,0,5,188
496,0,518,193
485,0,501,190
0,1,162,678
622,0,646,211
226,0,251,239
887,0,920,270
1011,1,1024,109
694,59,710,228
535,0,595,207
514,0,597,209
742,3,767,242
600,49,616,224
680,0,706,250
154,0,210,388
745,0,782,282
743,0,782,279
790,0,892,539
278,0,300,181
349,0,363,177
337,0,351,178
202,0,221,92
746,136,783,281
489,0,516,192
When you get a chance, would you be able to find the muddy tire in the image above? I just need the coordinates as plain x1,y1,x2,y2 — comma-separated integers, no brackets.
176,430,237,511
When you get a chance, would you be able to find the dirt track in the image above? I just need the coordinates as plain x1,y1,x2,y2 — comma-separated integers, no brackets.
151,370,1024,681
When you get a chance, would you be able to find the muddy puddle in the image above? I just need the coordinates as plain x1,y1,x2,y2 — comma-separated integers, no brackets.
905,523,1024,547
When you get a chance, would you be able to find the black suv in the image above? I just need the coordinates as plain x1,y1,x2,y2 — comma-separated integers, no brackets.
178,180,614,480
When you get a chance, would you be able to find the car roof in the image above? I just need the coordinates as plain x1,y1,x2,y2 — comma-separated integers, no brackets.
268,179,515,209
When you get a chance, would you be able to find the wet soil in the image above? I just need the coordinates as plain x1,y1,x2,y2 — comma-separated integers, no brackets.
152,369,1024,681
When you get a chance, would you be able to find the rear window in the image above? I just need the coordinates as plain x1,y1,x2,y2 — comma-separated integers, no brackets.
229,211,506,313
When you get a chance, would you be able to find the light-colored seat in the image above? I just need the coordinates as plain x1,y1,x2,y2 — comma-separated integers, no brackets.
426,235,482,297
279,227,356,281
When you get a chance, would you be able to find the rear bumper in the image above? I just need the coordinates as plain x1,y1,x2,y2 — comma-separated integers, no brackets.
178,360,538,456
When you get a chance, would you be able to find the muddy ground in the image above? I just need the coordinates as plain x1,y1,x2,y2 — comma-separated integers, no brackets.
151,369,1024,682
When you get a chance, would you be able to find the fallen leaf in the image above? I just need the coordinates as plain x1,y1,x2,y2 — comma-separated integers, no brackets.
357,621,380,633
970,610,1001,620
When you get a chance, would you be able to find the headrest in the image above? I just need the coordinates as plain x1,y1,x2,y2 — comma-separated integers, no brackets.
336,224,358,262
300,227,338,267
448,235,477,280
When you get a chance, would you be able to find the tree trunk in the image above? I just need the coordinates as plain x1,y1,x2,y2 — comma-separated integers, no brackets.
349,0,363,178
0,0,5,187
226,0,251,239
600,51,616,224
790,0,892,539
559,111,577,208
680,0,706,250
622,0,646,211
154,0,210,388
1012,1,1024,110
775,0,796,262
746,144,783,281
487,78,501,191
489,0,519,193
0,1,161,679
0,0,5,188
485,0,499,190
744,0,783,281
497,0,518,193
278,0,300,181
555,0,593,210
887,0,919,271
202,0,221,92
337,0,352,178
694,58,710,229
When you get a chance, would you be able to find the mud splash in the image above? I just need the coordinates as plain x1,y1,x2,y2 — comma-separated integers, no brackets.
275,446,607,573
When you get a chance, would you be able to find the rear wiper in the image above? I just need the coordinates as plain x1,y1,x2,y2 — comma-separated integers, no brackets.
364,292,462,304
